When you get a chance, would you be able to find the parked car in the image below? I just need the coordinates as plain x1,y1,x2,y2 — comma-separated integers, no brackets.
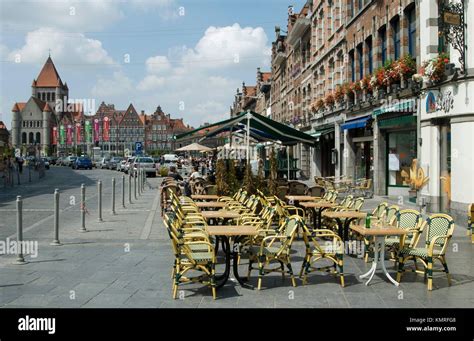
132,157,156,177
73,156,93,170
64,156,77,167
124,157,135,174
49,156,58,165
106,157,123,170
118,159,128,172
97,157,110,169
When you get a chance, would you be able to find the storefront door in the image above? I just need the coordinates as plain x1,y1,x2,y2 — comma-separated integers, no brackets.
354,141,373,181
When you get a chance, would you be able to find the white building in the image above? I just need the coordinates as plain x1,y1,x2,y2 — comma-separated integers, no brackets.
418,0,473,219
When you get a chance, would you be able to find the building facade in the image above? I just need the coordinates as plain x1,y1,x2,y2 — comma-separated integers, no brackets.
10,56,81,156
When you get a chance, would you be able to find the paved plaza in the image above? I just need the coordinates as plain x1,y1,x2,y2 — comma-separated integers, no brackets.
0,166,473,308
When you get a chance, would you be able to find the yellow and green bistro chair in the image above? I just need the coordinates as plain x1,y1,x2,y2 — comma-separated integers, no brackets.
247,216,301,290
396,214,455,291
385,209,423,261
300,222,344,287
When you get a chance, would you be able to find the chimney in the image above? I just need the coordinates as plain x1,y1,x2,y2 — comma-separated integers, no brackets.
141,110,145,115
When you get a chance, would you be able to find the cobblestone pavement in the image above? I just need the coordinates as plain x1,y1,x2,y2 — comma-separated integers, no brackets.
0,166,473,308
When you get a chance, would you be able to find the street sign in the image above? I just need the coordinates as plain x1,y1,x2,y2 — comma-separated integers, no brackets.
135,142,143,155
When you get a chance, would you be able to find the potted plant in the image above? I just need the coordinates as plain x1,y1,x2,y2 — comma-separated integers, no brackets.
313,98,325,113
421,52,450,85
400,159,429,203
324,92,335,110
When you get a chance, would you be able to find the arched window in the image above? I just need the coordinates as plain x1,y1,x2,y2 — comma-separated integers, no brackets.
29,132,34,144
35,132,41,144
22,132,27,144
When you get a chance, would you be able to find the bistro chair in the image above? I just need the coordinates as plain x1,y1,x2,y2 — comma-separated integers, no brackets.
288,181,309,195
306,185,325,197
300,222,345,287
247,216,301,290
385,209,423,262
396,214,455,291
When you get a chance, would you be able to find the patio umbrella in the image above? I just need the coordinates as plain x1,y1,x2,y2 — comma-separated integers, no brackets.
175,142,213,152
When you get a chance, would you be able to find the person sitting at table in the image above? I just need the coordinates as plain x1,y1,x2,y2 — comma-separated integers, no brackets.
168,166,183,181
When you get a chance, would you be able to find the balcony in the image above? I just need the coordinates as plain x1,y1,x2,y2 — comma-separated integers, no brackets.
286,17,311,46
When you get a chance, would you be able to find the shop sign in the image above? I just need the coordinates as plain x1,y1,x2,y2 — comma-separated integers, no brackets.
426,91,454,114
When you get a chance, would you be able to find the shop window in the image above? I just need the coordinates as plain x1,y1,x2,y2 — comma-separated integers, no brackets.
387,131,417,187
357,44,363,80
366,36,373,74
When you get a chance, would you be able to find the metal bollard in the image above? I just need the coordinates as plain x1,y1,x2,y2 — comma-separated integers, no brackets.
137,168,141,196
51,189,61,245
134,170,137,200
98,180,103,222
111,178,116,215
128,171,132,204
142,169,146,191
15,196,27,264
122,175,125,208
80,184,87,232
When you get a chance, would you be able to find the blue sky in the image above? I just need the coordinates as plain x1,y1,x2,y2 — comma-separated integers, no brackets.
0,0,306,129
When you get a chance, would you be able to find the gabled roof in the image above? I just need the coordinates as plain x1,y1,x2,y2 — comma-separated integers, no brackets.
34,56,63,88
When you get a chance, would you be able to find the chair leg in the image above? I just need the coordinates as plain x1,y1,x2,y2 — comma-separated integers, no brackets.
257,259,265,290
337,254,344,287
287,261,296,287
247,259,253,280
299,258,307,278
396,256,405,282
211,264,217,300
279,261,285,279
427,257,433,291
440,256,452,286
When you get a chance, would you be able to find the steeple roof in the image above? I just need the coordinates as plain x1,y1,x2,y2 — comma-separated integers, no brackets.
34,56,63,88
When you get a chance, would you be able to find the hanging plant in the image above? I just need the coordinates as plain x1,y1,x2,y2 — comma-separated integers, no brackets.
420,52,450,83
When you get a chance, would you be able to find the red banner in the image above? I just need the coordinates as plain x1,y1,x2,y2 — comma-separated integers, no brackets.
52,126,57,145
76,123,82,144
94,119,100,142
103,116,110,142
66,125,73,145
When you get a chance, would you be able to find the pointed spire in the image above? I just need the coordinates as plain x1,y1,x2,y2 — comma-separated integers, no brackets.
35,56,63,87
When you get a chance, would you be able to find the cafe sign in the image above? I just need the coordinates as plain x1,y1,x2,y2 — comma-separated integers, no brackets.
439,0,466,73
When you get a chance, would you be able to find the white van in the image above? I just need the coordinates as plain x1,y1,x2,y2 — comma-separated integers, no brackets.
163,154,179,163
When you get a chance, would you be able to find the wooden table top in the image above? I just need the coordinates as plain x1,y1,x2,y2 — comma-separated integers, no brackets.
206,225,258,236
350,225,410,237
285,195,321,201
300,201,337,208
322,211,367,219
191,194,220,200
195,202,227,208
201,210,240,219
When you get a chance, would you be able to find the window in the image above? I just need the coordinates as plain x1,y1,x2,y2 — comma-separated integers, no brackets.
392,17,400,60
379,26,387,65
367,36,373,74
357,44,363,80
388,131,417,187
349,0,354,17
350,50,355,82
407,7,416,57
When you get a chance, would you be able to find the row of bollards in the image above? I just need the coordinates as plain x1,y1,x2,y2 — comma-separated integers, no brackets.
14,171,148,263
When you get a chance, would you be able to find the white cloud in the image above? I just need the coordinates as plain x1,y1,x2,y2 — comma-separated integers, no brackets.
145,56,172,74
92,71,133,98
182,23,271,69
8,27,116,66
137,75,166,91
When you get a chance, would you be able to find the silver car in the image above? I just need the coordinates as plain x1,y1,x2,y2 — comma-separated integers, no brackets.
132,157,156,177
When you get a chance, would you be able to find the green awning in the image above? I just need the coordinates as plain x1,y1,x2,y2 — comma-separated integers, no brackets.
175,111,317,145
373,99,416,117
311,127,334,138
378,115,417,128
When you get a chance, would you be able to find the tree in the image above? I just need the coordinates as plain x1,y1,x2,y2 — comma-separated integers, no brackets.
216,158,229,196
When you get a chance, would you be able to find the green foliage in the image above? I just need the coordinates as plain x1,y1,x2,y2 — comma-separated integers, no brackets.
216,159,229,196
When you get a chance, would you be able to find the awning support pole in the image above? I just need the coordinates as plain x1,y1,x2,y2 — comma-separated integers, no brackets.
246,111,250,162
287,146,290,180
